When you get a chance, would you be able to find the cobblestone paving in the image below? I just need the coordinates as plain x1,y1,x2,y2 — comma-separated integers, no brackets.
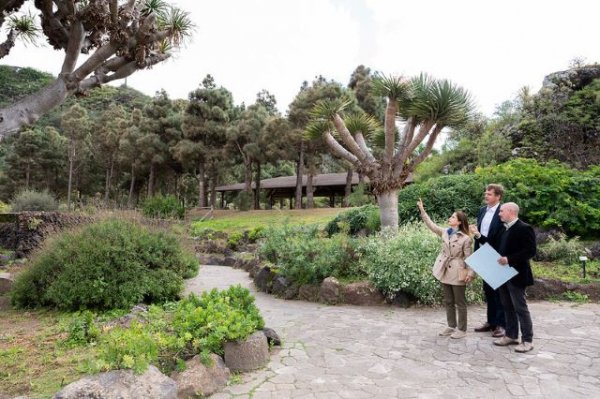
185,265,600,399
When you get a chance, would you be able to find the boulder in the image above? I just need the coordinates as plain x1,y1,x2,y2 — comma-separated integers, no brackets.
224,331,269,372
390,291,415,308
0,253,10,266
542,65,600,92
222,256,236,266
297,284,320,302
271,275,290,298
254,266,275,293
342,281,384,306
54,365,177,399
0,272,13,295
320,277,341,304
172,354,230,398
262,327,281,347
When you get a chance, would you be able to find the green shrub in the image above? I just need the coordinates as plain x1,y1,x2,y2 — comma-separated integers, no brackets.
361,222,483,305
89,287,264,374
11,219,198,311
259,224,364,284
346,183,374,207
11,189,58,212
234,191,252,211
140,195,184,219
247,226,265,242
0,200,10,213
325,205,381,237
537,233,584,264
227,231,244,250
172,286,265,356
67,310,100,345
97,321,159,374
397,174,484,225
477,159,600,237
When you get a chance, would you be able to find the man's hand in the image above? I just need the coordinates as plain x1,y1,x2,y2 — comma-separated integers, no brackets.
498,256,509,265
469,224,479,235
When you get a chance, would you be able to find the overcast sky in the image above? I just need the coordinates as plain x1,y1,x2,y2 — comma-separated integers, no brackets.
3,0,600,117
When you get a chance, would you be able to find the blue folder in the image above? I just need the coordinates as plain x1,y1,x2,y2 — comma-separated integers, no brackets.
465,243,518,290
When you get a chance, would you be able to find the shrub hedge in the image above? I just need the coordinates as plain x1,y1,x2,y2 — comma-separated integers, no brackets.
140,195,185,219
11,189,58,212
11,219,198,310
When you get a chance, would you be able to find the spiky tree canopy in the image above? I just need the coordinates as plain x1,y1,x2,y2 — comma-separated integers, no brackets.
0,0,193,137
307,73,472,195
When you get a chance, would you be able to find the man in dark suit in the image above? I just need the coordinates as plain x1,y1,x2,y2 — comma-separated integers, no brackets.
492,202,536,353
470,184,506,337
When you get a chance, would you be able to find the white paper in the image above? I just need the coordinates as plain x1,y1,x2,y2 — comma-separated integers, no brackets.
465,243,518,290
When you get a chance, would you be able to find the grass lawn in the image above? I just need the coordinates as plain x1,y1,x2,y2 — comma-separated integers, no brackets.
0,307,96,398
189,207,350,233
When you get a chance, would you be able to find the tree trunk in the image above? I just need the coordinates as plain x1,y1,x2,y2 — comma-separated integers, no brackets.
25,162,30,190
295,141,304,209
104,168,110,207
148,163,155,197
197,161,205,207
244,159,252,194
209,163,217,208
254,162,261,210
306,172,314,209
377,190,399,230
67,158,74,211
128,164,136,209
344,168,353,207
0,79,70,138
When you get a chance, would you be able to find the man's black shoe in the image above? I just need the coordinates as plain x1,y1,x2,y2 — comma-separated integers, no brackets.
474,323,493,332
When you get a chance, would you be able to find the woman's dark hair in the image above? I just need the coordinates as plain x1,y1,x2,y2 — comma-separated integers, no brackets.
455,210,470,235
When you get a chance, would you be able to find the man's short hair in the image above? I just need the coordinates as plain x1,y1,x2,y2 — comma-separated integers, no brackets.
486,183,505,198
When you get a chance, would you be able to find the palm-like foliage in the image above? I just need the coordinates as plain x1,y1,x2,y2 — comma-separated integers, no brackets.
158,7,194,46
372,73,411,101
344,113,380,136
7,13,38,44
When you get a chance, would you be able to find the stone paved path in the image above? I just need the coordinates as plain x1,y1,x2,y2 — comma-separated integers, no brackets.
185,265,600,399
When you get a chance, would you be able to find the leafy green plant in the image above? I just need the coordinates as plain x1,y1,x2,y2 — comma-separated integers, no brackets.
325,205,381,237
397,174,483,225
234,191,252,211
247,226,265,242
259,224,365,284
67,310,100,345
11,189,58,212
537,233,584,264
562,290,589,303
97,321,159,374
11,219,198,311
346,182,374,207
227,231,244,250
140,195,185,219
172,286,265,356
477,159,600,237
0,200,10,213
361,222,483,305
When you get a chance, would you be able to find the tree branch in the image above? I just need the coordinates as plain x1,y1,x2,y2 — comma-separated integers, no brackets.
0,29,16,59
407,124,444,170
354,132,377,164
324,131,361,167
383,97,398,163
332,114,369,163
61,20,85,74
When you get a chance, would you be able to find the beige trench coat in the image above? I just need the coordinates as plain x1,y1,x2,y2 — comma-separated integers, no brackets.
420,209,474,286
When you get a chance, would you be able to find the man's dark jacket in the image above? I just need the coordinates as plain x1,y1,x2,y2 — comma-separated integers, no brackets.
474,204,503,251
498,219,537,288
